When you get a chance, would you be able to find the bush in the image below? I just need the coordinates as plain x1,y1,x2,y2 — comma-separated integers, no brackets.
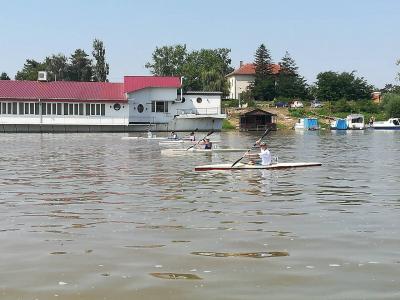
288,108,308,118
382,93,400,118
222,119,236,130
332,99,351,113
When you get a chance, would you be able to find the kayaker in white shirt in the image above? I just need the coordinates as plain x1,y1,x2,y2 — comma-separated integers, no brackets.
246,140,272,165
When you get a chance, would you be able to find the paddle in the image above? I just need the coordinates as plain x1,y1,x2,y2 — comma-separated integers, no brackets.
186,131,213,150
231,128,270,167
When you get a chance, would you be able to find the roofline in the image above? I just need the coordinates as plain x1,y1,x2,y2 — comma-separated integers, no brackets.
184,91,223,95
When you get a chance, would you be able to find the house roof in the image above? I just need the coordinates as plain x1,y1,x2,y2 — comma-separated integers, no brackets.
0,80,125,102
124,76,181,93
226,63,281,77
241,108,277,116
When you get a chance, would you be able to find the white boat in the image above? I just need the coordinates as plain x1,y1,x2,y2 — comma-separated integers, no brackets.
346,114,365,130
121,136,167,140
294,118,319,130
159,140,220,145
161,148,247,155
371,118,400,130
195,162,322,171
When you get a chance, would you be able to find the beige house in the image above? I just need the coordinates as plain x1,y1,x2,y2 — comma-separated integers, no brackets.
226,61,280,99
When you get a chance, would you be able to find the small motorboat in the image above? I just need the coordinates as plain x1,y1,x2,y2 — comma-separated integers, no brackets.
346,114,365,130
330,118,347,130
294,118,319,130
371,118,400,130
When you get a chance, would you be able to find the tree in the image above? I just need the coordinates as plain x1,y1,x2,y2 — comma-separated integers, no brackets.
251,44,276,101
67,49,93,82
276,51,309,99
0,72,10,80
145,44,188,76
315,71,373,101
92,39,109,82
382,93,400,118
200,69,229,92
15,59,46,80
44,54,68,81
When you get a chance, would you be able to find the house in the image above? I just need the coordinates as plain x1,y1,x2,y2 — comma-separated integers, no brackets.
0,75,226,132
372,91,382,103
226,61,281,99
239,108,277,131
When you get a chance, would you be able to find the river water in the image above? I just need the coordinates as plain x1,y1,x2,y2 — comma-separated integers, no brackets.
0,130,399,300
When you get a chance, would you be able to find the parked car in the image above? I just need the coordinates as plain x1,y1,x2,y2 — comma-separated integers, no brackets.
275,101,288,108
311,101,324,108
290,101,304,108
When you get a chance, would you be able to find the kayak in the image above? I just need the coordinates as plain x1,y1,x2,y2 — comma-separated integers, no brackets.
194,162,322,171
159,140,220,145
121,136,167,140
161,148,248,154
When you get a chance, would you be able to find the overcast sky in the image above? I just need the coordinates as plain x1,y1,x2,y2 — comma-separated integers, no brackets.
1,0,399,88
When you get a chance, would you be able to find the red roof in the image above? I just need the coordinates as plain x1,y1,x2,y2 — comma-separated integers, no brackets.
124,76,181,93
0,80,125,102
227,63,281,76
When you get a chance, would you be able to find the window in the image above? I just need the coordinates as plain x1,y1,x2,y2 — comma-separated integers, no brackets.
79,103,84,115
151,101,168,113
7,103,11,114
12,103,17,114
35,103,39,115
100,104,105,116
96,104,100,115
19,103,24,115
52,103,56,115
69,104,74,115
137,104,144,113
42,103,47,115
91,104,95,115
86,104,90,115
74,104,78,115
25,103,29,114
57,103,62,115
2,103,6,114
64,103,69,115
113,103,121,111
196,97,202,103
47,103,52,115
30,103,34,114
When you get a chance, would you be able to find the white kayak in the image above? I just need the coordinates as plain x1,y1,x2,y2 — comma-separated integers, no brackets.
159,140,220,145
195,162,322,171
122,136,168,140
161,148,248,154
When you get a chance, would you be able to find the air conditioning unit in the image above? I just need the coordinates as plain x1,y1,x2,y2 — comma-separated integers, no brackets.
38,71,48,82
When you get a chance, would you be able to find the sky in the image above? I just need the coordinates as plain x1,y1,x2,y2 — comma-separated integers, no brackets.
0,0,399,88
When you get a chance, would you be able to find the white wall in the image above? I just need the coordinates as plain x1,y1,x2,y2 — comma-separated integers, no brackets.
227,74,255,99
0,101,129,125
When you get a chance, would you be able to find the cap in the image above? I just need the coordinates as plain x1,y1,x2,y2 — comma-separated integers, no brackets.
259,142,267,147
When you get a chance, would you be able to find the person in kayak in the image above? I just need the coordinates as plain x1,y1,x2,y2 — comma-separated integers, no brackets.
189,131,196,141
203,138,212,149
246,141,271,165
170,131,178,139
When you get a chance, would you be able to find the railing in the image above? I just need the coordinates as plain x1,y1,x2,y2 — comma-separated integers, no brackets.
176,107,220,115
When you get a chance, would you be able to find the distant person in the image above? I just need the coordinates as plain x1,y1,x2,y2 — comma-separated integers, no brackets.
170,131,178,140
203,138,212,150
147,130,153,138
189,131,195,141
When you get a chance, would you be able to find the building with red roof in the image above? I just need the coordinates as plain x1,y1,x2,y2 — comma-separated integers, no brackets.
0,73,226,132
226,61,281,99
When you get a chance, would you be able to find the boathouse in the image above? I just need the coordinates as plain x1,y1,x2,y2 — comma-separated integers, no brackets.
239,108,277,131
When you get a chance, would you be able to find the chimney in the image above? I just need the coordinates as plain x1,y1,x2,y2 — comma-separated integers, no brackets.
239,61,243,67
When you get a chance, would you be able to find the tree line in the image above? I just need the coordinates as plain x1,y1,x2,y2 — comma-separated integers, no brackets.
1,39,109,82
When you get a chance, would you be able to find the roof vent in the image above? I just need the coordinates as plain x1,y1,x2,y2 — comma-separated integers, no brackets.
38,71,48,82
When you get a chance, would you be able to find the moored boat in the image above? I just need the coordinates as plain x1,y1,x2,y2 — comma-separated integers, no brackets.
195,162,322,171
346,114,365,130
371,118,400,130
294,118,319,130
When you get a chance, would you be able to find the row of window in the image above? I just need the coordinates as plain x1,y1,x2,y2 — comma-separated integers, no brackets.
0,102,106,116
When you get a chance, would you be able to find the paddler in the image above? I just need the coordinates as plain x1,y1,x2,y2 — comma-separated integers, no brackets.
246,141,271,165
203,138,212,150
189,131,196,141
170,131,178,140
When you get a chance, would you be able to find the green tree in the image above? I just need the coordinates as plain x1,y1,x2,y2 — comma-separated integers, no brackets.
382,93,400,118
15,59,46,80
44,54,68,81
92,39,109,82
145,44,188,76
315,71,373,101
251,44,276,101
277,51,309,99
67,49,93,82
0,72,10,80
200,69,229,92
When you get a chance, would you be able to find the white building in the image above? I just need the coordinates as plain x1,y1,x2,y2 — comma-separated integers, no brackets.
226,61,281,99
0,75,225,132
